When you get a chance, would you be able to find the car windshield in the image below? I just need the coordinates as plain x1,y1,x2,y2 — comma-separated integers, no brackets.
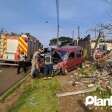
57,50,68,59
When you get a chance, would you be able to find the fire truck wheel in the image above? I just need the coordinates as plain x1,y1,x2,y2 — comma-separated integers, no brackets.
61,68,68,75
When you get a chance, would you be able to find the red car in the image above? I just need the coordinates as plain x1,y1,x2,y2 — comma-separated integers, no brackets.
53,46,83,74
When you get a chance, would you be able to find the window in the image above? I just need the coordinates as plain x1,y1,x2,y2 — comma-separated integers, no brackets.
68,52,75,59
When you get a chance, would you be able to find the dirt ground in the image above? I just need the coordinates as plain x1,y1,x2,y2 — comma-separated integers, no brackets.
56,74,89,112
0,89,22,112
56,73,112,112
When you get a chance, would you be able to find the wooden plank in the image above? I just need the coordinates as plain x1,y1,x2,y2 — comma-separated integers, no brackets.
56,87,96,97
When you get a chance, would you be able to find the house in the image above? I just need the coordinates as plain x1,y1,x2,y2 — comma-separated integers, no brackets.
91,40,112,50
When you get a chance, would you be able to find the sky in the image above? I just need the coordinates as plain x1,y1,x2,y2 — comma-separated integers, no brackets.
0,0,112,45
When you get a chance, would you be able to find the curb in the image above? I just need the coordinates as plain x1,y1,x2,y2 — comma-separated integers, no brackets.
0,74,29,102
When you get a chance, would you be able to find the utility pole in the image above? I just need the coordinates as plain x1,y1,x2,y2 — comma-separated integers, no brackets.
56,0,60,46
94,27,97,39
77,26,80,39
72,29,75,39
77,26,80,45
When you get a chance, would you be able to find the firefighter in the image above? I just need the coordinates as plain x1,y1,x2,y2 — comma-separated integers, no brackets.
17,52,27,74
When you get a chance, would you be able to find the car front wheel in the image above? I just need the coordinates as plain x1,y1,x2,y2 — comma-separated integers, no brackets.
61,68,68,75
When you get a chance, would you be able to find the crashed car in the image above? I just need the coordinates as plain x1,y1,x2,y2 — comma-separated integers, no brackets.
52,46,83,75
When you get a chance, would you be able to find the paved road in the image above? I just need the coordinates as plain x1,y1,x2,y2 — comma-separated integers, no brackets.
0,66,29,95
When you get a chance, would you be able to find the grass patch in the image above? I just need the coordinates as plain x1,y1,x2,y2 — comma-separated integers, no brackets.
9,77,60,112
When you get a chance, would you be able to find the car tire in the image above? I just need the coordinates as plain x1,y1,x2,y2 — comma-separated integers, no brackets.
61,68,68,75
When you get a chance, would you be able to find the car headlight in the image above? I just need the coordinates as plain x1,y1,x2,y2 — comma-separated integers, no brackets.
53,65,58,70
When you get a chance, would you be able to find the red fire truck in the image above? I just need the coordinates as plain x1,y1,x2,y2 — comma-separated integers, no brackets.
0,33,42,66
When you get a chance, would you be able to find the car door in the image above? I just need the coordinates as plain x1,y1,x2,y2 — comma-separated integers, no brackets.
66,52,75,71
76,50,82,65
